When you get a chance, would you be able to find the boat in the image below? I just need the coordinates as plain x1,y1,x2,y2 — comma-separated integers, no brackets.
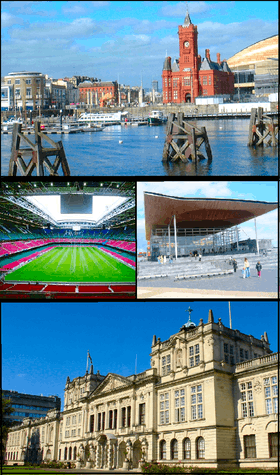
78,112,123,125
148,110,164,125
1,117,24,130
81,123,104,132
122,116,148,126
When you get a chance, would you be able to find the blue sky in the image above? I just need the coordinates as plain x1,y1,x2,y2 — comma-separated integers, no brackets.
137,181,278,251
1,1,278,87
2,301,278,409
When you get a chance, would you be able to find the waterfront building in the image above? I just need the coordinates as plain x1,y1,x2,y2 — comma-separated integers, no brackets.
3,72,47,111
78,81,118,107
143,193,277,260
3,390,61,424
1,83,14,111
162,9,234,104
5,309,278,470
227,35,279,97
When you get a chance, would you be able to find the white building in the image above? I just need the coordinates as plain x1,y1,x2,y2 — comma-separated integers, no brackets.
5,309,278,470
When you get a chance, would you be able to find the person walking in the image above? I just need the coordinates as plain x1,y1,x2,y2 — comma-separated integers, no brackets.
244,258,250,278
233,259,238,273
256,261,262,277
198,253,202,262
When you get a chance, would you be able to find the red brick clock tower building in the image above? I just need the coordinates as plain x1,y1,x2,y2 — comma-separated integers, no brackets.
162,9,234,103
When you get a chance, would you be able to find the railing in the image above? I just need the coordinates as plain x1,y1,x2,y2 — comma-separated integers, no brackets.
235,352,278,372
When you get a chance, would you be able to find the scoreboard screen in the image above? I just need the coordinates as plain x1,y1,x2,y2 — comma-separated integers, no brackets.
60,195,92,214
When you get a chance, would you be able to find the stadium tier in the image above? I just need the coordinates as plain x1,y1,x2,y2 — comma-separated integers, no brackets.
0,180,136,299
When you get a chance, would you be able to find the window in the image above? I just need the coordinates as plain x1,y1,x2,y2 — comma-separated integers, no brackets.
240,348,244,361
159,392,169,424
139,403,145,424
64,447,67,460
160,440,166,460
15,89,20,97
264,376,278,414
69,447,72,460
26,79,31,84
223,343,235,364
26,88,31,97
78,413,82,424
240,382,254,417
244,435,256,458
268,433,278,458
122,407,126,427
183,438,191,459
209,76,211,85
15,79,20,84
189,345,200,366
97,413,101,431
175,389,185,422
66,416,70,426
102,412,105,431
89,414,94,432
203,76,207,85
173,91,178,99
171,439,178,460
162,355,171,375
197,437,205,459
113,409,117,429
173,78,178,88
109,410,113,429
191,385,203,420
183,77,190,86
72,415,76,425
127,406,131,427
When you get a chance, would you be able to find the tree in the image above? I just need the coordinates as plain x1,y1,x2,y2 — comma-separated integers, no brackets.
1,397,16,462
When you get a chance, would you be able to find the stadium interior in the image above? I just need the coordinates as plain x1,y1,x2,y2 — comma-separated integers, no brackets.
0,181,136,299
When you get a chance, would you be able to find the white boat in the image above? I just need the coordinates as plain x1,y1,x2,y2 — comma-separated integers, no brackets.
2,117,24,130
78,112,123,125
81,123,104,132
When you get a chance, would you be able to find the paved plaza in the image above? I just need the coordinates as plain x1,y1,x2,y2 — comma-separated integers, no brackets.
137,252,278,299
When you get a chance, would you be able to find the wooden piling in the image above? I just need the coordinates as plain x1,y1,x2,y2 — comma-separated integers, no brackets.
162,113,212,163
248,107,278,147
8,122,71,176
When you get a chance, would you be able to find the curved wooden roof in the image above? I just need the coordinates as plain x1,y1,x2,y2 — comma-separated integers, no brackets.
144,192,278,240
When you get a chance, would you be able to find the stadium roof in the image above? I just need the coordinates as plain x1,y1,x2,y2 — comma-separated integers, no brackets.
0,181,135,229
144,192,278,240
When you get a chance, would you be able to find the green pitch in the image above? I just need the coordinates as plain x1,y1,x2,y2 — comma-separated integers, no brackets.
5,246,135,283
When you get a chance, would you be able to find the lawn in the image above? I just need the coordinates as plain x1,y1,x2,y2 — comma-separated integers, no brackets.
5,246,135,283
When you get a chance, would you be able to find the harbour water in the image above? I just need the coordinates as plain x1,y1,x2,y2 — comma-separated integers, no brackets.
1,119,277,176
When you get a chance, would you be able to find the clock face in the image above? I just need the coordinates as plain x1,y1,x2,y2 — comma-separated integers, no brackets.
184,41,189,48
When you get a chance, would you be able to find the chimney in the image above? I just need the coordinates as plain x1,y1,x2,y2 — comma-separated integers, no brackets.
205,49,211,61
217,53,221,65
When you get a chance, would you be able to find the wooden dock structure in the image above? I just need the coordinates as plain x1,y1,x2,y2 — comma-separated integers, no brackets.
162,112,212,162
248,107,278,147
8,122,71,176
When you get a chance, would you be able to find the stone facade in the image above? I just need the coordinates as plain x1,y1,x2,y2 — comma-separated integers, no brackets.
5,310,278,470
162,10,234,104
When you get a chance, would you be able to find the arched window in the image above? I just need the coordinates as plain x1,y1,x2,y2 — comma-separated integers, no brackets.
64,447,67,460
73,446,77,460
159,440,166,460
59,449,61,461
197,437,205,459
171,439,178,460
183,438,191,459
69,447,72,460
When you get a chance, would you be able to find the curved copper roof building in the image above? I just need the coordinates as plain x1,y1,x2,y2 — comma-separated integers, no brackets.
144,192,278,240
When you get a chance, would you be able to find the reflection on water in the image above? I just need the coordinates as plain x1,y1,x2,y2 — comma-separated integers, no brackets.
1,119,278,176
